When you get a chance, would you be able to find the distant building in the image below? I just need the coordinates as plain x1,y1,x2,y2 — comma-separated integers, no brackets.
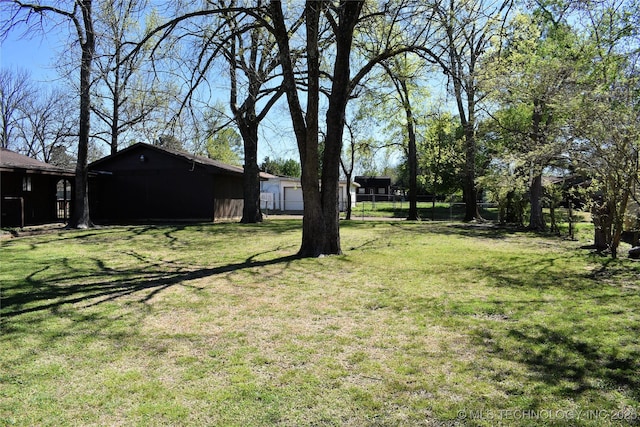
260,175,358,213
354,176,391,202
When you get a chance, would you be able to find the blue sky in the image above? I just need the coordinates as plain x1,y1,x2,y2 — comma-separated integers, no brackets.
0,24,400,170
0,28,298,162
1,29,61,82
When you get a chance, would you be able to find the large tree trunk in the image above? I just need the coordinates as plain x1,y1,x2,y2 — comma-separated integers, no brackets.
592,197,610,252
69,0,95,229
463,123,478,222
320,1,362,255
401,80,419,221
270,0,362,257
297,1,326,257
239,122,263,223
299,163,325,257
528,99,549,231
321,122,342,255
610,185,632,259
528,173,546,231
271,0,325,257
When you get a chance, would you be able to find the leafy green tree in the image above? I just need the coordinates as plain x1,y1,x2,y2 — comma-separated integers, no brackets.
569,0,640,258
483,10,583,231
206,128,242,166
260,157,301,177
431,0,513,222
352,52,433,220
419,111,464,217
476,111,528,225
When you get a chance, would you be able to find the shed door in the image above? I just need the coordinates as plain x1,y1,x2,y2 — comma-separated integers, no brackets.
284,187,303,212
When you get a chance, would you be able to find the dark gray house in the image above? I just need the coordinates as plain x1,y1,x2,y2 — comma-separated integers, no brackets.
1,147,74,227
354,176,392,202
89,143,248,223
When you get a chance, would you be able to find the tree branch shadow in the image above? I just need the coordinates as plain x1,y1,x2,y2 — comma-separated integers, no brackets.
500,325,640,401
1,253,300,320
465,256,640,403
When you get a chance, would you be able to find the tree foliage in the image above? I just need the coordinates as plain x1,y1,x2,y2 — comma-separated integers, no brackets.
568,0,640,257
206,127,242,166
483,9,584,230
260,156,301,177
92,0,174,155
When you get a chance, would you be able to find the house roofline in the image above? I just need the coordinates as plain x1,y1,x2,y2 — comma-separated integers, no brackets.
89,142,271,178
0,147,75,176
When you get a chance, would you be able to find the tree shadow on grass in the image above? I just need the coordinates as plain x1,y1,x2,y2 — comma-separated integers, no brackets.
499,325,640,402
465,255,640,404
1,252,300,322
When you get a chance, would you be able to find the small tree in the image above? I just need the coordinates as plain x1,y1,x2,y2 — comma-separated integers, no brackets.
572,86,639,258
420,112,464,219
260,157,301,177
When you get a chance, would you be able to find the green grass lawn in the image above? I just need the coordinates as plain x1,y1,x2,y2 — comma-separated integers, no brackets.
352,201,465,219
1,220,639,426
351,201,500,221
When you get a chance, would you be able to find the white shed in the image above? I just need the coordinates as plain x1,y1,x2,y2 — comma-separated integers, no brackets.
260,175,359,213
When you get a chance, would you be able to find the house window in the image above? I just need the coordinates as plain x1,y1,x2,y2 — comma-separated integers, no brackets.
358,188,365,194
57,179,72,220
378,187,386,194
22,176,32,192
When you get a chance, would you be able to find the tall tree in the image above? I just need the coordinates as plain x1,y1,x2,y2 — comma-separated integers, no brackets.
484,10,582,230
3,0,97,228
379,56,429,220
271,0,435,256
222,6,284,223
91,0,170,155
356,57,429,221
433,0,513,222
270,0,326,256
570,0,640,258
